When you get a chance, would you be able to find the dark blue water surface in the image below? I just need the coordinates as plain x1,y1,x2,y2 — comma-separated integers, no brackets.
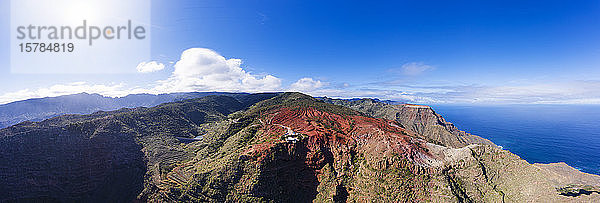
430,105,600,175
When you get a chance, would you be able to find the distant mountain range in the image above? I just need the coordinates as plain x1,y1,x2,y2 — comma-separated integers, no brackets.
0,92,270,129
1,92,598,202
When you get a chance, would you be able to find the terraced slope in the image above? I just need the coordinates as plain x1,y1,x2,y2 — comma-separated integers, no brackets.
0,94,277,202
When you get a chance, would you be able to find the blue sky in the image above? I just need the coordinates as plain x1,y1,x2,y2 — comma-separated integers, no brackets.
1,0,600,104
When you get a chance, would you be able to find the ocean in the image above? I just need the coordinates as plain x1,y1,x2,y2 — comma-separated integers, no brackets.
430,104,600,175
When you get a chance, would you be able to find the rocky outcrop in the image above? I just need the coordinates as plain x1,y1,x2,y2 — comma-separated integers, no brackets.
320,98,495,148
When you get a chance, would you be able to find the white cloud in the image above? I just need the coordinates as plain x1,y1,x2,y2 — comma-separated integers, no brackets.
151,48,282,93
457,81,600,104
1,48,600,105
277,80,600,105
397,62,435,76
136,61,165,73
294,87,435,104
0,48,283,104
0,82,130,104
289,78,325,92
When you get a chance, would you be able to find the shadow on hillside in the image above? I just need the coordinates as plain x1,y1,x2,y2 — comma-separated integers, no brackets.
0,130,146,202
251,142,323,202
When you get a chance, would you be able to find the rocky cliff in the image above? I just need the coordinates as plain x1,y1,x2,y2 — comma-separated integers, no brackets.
320,98,495,148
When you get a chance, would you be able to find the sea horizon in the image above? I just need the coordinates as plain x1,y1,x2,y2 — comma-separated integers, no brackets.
431,104,600,175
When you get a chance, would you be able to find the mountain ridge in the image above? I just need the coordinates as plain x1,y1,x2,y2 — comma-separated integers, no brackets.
319,97,495,148
0,92,280,129
0,92,598,202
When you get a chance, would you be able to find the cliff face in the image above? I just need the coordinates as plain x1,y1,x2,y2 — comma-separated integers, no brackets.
319,97,600,201
320,98,495,148
1,92,598,202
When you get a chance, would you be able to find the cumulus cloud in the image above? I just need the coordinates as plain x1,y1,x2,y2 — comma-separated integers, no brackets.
152,48,282,93
396,62,435,76
136,61,165,73
289,78,325,92
0,48,282,104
